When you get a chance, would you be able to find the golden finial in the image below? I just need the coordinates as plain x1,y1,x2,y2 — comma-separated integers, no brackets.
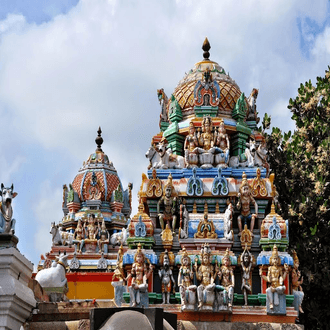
202,37,211,60
292,250,299,265
240,172,250,192
224,248,230,259
204,201,208,214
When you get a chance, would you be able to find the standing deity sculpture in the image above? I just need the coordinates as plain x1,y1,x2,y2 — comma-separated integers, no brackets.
259,245,289,312
214,119,230,167
240,246,253,306
223,202,234,241
84,214,99,240
216,249,235,310
178,247,197,311
195,244,216,310
97,219,109,254
157,174,177,235
197,116,215,169
158,250,175,304
0,184,17,235
126,243,153,307
237,172,258,236
184,121,199,168
291,251,304,315
73,219,85,253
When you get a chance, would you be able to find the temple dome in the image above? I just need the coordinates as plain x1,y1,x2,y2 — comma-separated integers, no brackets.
171,39,247,120
71,128,124,205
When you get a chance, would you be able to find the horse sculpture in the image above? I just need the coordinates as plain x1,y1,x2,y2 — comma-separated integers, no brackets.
50,222,74,246
35,253,69,302
0,183,17,235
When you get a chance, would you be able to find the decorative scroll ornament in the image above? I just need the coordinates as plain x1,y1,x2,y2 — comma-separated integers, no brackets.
69,252,80,270
97,252,108,269
251,168,267,197
212,168,229,196
187,168,203,196
84,171,102,200
240,224,253,250
268,216,282,240
194,68,220,107
146,168,162,198
135,215,147,237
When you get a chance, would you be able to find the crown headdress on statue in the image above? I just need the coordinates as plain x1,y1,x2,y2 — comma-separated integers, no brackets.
189,121,195,129
164,173,175,195
240,172,250,191
223,248,231,264
181,246,191,264
200,243,211,257
270,244,280,265
134,243,145,262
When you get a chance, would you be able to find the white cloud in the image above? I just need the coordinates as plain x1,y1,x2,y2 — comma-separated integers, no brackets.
0,0,329,267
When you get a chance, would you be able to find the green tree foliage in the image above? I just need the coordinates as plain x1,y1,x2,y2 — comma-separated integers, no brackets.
264,67,330,328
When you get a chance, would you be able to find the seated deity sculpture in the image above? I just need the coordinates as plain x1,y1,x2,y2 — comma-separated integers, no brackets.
157,174,177,235
236,172,258,236
216,249,235,310
194,205,217,239
214,119,230,167
240,245,253,306
126,243,153,307
97,219,109,254
73,219,84,253
195,244,216,310
158,250,175,304
184,121,199,168
80,214,99,252
291,251,304,315
197,116,215,169
259,245,289,312
178,247,197,311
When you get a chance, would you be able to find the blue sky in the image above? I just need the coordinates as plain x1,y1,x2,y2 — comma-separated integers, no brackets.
0,0,329,270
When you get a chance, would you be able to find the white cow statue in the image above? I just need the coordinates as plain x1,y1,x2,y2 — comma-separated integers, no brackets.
229,139,257,168
35,253,69,302
0,183,17,235
110,227,128,247
50,222,74,246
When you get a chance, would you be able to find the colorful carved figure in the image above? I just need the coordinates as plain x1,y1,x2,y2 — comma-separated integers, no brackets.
214,119,230,167
126,243,153,307
198,116,215,169
112,245,125,282
217,249,235,310
97,219,109,254
291,251,304,314
195,244,216,310
223,202,234,241
259,245,289,311
50,222,74,246
73,219,84,253
184,121,199,168
240,246,253,306
178,247,197,311
84,214,98,240
158,250,175,304
0,184,17,235
157,174,177,235
237,172,258,236
194,203,217,239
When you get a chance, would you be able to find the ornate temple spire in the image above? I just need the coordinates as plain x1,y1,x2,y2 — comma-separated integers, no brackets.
202,37,211,60
95,126,103,152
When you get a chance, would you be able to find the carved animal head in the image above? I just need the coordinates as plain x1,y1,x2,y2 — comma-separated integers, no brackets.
0,184,17,205
57,253,69,268
145,145,156,159
246,139,256,153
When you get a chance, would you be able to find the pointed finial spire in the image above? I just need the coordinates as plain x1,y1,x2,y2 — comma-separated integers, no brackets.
95,126,103,152
202,37,211,60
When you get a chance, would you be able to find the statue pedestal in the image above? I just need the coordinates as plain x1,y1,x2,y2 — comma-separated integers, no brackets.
111,281,126,307
0,234,18,249
84,239,98,253
266,292,286,315
0,247,36,330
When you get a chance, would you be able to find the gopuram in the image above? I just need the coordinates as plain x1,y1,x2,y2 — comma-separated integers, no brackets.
25,39,305,329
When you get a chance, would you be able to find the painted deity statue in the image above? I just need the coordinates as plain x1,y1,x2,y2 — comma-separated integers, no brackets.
197,116,215,169
259,245,289,311
158,250,175,304
112,245,125,282
217,249,235,309
126,243,153,307
97,219,109,254
73,219,84,253
214,119,230,167
291,251,304,314
237,172,258,236
178,247,197,311
194,204,217,239
195,244,216,310
84,214,98,240
157,174,177,235
184,121,199,168
240,246,253,306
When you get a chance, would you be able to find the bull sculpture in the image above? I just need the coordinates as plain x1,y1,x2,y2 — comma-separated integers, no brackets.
0,184,17,235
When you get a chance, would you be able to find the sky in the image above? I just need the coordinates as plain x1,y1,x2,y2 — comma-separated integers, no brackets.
0,0,329,270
